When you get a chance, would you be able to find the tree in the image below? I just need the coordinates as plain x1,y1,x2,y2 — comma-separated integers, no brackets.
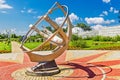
63,28,67,32
11,34,18,38
0,34,7,39
76,23,92,31
118,10,120,23
46,26,52,31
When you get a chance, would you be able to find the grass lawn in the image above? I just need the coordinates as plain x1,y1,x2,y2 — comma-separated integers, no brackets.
84,40,120,50
0,42,11,53
24,40,120,50
24,42,42,49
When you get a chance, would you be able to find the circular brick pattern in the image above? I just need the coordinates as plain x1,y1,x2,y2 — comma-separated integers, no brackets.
9,62,109,80
0,62,111,80
11,66,74,80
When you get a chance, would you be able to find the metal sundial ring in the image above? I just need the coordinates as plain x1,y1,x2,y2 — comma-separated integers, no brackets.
20,2,72,76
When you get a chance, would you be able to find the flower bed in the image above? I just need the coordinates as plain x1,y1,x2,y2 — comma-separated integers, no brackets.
0,50,11,53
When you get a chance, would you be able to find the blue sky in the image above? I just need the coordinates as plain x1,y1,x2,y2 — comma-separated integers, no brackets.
0,0,120,35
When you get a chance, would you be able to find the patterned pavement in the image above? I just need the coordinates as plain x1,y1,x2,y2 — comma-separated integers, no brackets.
0,42,120,80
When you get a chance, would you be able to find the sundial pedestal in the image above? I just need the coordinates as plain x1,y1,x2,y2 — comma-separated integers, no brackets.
26,60,60,76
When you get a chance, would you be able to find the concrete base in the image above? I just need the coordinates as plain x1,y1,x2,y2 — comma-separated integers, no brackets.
26,60,60,76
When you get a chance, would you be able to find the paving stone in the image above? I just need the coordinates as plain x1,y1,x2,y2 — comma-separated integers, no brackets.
0,42,120,80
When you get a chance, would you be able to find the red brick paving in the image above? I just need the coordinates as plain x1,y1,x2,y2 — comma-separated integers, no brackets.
0,51,120,80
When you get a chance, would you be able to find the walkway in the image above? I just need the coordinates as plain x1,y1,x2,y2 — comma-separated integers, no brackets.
0,41,25,63
0,42,120,80
11,41,24,53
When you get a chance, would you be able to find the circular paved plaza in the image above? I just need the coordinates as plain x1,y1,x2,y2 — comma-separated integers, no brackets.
0,42,120,80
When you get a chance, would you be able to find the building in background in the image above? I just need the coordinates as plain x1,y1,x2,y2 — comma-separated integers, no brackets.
72,25,120,37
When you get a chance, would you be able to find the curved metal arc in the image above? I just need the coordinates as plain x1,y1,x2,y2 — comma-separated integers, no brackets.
20,2,72,62
20,2,68,47
20,2,57,47
25,27,62,53
57,3,72,40
56,4,69,28
34,2,57,26
20,2,69,50
26,44,68,62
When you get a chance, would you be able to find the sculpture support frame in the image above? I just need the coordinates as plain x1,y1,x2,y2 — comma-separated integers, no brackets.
20,2,72,76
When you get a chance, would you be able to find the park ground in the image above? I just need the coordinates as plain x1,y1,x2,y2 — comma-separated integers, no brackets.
0,41,120,80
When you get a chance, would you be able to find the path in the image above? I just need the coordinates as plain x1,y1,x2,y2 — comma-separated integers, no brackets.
11,41,24,53
0,42,120,80
0,41,25,63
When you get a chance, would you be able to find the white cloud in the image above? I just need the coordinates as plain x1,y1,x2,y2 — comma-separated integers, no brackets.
104,19,115,24
55,13,79,24
114,9,119,13
20,8,37,14
99,14,104,17
109,7,119,14
102,0,111,3
92,24,105,30
109,7,114,12
103,11,108,16
99,11,108,17
55,17,65,25
69,13,79,22
0,0,12,9
85,17,115,25
85,17,104,24
72,27,83,34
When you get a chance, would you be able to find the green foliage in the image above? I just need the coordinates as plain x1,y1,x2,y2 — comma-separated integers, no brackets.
76,23,92,31
71,34,82,41
0,34,7,39
88,42,120,50
24,42,42,49
118,10,120,23
114,35,120,41
83,36,92,40
22,34,44,43
99,36,112,41
24,42,56,50
92,36,112,41
63,28,67,32
11,34,18,38
92,36,101,41
71,40,87,48
22,34,120,50
0,42,11,53
46,26,52,31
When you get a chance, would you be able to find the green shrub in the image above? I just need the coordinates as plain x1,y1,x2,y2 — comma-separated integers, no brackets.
114,35,120,41
84,36,92,40
71,35,82,41
111,37,117,42
100,36,112,41
92,36,112,41
71,40,87,48
95,46,120,50
92,36,101,41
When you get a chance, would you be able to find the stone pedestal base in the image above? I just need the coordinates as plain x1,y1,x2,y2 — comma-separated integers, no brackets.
26,60,60,76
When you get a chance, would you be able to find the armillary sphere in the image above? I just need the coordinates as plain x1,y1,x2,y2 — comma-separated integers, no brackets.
20,2,72,76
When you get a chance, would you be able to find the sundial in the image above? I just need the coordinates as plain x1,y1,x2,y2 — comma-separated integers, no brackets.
20,2,72,76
